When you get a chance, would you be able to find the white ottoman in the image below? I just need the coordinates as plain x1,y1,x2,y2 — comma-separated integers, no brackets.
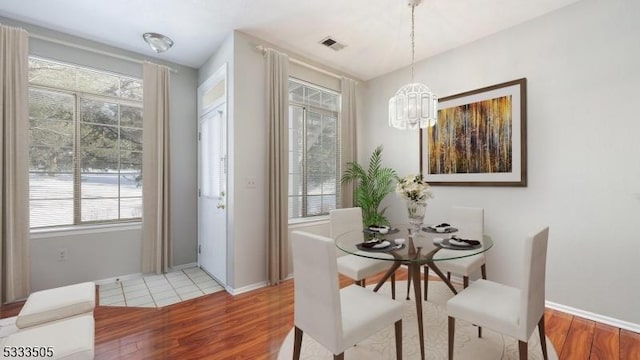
16,282,95,329
1,314,94,359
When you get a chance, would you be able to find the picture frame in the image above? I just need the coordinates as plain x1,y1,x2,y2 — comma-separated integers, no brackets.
420,78,527,186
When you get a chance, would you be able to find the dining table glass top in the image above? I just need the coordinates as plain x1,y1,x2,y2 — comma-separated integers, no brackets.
335,224,493,263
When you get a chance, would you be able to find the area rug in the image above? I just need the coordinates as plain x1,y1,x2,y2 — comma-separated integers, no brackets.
278,281,558,360
0,316,18,341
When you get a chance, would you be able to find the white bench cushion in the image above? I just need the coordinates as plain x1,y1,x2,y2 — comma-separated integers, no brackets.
16,282,95,329
1,314,94,359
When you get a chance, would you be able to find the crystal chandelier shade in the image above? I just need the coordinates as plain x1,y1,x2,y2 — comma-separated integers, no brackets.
389,0,438,130
389,83,437,129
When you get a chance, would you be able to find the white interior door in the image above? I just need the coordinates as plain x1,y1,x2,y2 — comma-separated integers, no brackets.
197,65,227,286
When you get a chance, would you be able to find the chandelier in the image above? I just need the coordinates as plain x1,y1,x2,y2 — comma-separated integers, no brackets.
389,0,438,130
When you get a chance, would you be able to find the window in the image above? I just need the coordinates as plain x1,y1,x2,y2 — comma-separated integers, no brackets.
288,79,341,219
28,57,143,228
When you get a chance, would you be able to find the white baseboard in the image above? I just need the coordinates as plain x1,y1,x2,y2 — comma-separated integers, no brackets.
421,267,640,332
228,281,267,295
94,272,143,286
545,300,640,333
169,262,198,272
225,275,295,295
94,263,199,286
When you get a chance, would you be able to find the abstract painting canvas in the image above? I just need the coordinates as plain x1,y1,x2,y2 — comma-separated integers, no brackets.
420,78,527,186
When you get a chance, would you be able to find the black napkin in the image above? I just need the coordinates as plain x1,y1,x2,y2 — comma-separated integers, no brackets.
429,223,451,229
361,240,382,248
449,236,480,246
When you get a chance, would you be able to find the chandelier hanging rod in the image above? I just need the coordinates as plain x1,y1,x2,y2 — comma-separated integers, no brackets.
388,0,438,130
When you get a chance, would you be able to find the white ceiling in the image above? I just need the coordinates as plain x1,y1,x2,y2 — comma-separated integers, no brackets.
0,0,581,80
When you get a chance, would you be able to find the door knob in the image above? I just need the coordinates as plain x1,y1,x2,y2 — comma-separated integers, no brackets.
216,204,225,209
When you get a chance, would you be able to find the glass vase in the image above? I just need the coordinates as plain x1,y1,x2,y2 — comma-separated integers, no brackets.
406,200,427,233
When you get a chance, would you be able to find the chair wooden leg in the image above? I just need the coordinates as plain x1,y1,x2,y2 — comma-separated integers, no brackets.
448,316,455,360
405,274,411,300
293,326,303,360
447,272,451,281
538,316,548,360
334,353,344,360
394,320,403,360
465,269,483,338
423,266,429,301
362,278,366,287
518,340,528,360
391,272,396,300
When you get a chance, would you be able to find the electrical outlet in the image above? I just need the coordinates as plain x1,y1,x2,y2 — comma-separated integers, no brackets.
246,177,257,189
58,248,68,262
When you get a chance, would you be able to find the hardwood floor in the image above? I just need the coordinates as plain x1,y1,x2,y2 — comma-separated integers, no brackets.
544,308,640,360
1,270,638,359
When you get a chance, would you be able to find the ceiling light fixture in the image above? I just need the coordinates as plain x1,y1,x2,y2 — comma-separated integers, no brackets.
143,32,174,53
389,0,437,130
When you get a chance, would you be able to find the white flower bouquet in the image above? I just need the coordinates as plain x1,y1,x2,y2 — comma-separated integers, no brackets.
395,174,433,203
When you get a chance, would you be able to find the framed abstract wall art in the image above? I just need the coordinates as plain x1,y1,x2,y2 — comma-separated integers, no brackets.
420,78,527,186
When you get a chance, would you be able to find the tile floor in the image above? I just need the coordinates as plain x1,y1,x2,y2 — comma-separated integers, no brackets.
98,267,224,308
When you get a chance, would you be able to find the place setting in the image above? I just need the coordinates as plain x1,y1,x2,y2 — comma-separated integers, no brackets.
356,237,406,252
433,234,482,250
363,224,400,235
423,222,458,234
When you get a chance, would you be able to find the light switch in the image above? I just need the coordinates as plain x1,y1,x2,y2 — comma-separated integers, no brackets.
246,177,257,189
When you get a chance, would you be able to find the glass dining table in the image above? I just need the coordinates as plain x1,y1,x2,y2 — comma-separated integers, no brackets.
335,225,493,360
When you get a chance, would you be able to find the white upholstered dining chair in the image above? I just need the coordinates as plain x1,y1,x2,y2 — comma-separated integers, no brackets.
447,226,550,360
423,206,485,300
330,208,396,297
291,231,404,360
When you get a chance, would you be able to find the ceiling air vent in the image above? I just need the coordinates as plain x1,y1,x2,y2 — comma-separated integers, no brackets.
319,36,346,51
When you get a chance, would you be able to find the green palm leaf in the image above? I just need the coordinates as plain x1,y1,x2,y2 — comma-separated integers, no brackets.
341,145,397,226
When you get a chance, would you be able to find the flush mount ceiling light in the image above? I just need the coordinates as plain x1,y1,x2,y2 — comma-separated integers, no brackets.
142,32,174,53
389,0,438,130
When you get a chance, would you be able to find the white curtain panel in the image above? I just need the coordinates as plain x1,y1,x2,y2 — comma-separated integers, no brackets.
265,48,289,285
141,62,171,274
340,77,358,209
0,23,30,302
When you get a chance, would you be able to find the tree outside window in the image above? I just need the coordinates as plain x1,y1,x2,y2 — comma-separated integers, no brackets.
28,57,143,228
288,79,341,219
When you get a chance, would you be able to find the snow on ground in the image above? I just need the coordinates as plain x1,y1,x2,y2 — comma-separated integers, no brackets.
30,173,141,228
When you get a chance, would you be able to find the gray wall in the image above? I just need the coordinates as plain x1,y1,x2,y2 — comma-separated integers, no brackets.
0,17,199,291
361,0,640,326
229,32,268,290
167,62,198,268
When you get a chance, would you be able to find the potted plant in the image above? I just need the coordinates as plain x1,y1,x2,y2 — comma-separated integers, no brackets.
341,145,397,226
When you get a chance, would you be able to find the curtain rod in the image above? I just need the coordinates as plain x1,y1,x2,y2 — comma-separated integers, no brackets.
255,45,344,81
29,33,178,73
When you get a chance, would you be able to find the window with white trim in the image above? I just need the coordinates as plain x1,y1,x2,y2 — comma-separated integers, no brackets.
28,57,143,228
288,78,341,219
